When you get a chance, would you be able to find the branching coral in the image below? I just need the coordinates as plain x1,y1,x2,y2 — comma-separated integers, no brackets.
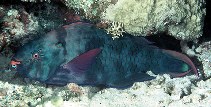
106,21,125,39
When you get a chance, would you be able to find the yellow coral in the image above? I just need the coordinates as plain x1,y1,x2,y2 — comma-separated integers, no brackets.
106,21,125,40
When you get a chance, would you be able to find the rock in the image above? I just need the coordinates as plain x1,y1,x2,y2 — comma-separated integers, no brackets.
103,0,206,40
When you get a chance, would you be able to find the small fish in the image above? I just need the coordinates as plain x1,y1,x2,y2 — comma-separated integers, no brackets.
10,22,198,88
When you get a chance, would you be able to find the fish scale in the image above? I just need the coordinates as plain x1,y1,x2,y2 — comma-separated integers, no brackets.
11,22,198,88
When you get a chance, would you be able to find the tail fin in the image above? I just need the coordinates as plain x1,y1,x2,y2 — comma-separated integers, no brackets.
162,49,198,77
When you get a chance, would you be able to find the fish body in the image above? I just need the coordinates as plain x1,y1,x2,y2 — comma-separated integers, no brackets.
11,22,198,88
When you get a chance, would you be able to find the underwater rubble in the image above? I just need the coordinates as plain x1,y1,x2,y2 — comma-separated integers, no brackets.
0,73,210,106
0,0,210,107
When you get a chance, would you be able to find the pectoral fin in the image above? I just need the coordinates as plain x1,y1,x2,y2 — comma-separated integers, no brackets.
63,48,101,73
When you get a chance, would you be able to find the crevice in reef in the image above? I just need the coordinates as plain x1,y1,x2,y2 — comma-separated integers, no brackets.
199,0,211,43
145,33,182,52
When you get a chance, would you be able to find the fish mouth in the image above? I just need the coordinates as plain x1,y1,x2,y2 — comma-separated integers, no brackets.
10,58,22,71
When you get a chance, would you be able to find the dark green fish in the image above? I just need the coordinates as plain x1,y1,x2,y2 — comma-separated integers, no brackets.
10,22,198,88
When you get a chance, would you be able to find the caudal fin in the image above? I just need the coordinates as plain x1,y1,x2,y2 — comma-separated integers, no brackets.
162,49,198,77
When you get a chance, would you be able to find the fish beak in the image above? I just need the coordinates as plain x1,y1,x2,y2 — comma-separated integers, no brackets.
10,59,21,70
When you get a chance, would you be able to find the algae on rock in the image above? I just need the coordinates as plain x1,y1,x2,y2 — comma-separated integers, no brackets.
103,0,206,40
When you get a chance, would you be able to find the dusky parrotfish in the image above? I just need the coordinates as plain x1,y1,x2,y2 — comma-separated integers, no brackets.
10,22,198,88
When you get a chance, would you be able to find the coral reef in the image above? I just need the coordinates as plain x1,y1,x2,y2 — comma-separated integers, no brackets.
0,76,92,107
61,75,211,107
0,6,39,51
3,9,38,39
1,74,210,107
64,0,114,20
0,77,82,107
196,41,211,78
103,0,206,40
21,0,51,2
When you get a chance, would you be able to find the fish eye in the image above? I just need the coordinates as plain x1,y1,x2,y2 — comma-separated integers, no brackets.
33,53,39,59
31,49,44,61
11,64,17,69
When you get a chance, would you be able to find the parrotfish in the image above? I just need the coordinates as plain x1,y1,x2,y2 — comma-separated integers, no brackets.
10,22,198,88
